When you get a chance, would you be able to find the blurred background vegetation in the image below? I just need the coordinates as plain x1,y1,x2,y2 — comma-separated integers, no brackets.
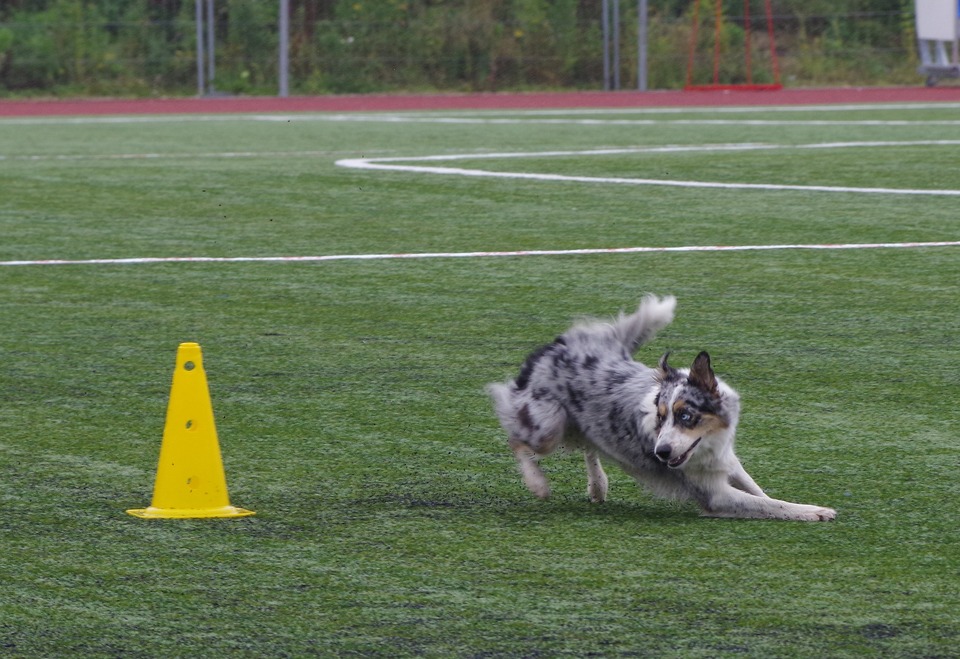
0,0,922,96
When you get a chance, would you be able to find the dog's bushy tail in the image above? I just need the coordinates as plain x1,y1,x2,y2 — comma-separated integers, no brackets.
613,294,676,353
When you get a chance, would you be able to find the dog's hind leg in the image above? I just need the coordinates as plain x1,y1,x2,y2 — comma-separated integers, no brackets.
507,401,567,500
584,450,608,503
490,382,568,500
510,438,553,499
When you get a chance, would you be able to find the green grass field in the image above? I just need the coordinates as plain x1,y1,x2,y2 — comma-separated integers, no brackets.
2,102,959,657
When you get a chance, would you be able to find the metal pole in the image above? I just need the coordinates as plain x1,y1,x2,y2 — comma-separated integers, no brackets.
195,0,205,95
601,0,610,90
206,0,215,92
279,0,290,97
637,0,648,90
612,0,621,89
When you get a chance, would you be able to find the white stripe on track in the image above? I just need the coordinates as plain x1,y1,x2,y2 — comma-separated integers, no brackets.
4,241,959,267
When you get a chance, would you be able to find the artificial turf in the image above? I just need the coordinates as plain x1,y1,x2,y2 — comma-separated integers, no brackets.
1,103,958,656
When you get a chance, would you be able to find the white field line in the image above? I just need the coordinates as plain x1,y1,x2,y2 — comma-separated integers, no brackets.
453,102,960,116
5,140,958,266
2,101,960,126
0,150,364,162
335,140,960,196
4,242,960,267
6,115,959,127
298,116,960,127
3,139,957,167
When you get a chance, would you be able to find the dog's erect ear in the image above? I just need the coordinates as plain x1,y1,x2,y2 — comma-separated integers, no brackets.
689,351,719,395
657,352,681,382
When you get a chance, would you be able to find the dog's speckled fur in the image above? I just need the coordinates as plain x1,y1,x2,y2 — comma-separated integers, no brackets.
488,295,836,521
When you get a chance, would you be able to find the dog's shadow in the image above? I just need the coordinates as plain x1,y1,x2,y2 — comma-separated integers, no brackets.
230,466,709,539
342,489,702,527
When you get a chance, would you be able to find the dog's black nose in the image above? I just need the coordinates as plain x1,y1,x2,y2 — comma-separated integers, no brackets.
655,445,672,462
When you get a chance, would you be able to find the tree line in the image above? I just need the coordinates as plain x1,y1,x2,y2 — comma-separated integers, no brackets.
0,0,919,96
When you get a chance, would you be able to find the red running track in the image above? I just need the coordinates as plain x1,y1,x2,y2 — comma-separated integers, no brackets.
1,86,959,117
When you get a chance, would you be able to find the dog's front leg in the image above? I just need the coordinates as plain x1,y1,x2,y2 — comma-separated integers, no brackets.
727,459,766,497
699,485,836,521
584,450,608,503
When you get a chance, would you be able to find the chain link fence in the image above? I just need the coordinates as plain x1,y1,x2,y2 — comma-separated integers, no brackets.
0,1,921,96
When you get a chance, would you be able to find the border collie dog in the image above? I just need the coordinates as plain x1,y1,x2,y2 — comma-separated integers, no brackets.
488,295,836,521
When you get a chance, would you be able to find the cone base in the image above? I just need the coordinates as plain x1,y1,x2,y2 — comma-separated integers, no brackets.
126,505,255,519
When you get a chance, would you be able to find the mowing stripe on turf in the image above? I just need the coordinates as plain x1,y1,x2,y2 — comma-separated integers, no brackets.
3,242,959,267
6,141,957,198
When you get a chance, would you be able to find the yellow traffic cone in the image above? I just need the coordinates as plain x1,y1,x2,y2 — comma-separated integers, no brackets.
127,343,254,519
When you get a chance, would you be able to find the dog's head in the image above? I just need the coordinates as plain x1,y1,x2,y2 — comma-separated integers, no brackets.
652,351,739,469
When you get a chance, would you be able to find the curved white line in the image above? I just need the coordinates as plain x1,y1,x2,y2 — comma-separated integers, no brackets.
335,140,960,196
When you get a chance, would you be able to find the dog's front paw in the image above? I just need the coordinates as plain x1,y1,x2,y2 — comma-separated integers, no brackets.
531,484,551,500
524,477,551,500
801,506,836,522
587,480,607,504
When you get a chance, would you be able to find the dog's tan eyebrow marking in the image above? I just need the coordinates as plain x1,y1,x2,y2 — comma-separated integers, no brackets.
693,412,729,431
674,392,717,416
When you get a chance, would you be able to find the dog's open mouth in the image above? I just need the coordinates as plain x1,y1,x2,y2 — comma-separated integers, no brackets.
667,438,702,469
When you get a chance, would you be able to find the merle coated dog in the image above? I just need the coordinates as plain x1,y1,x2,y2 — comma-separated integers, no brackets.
488,295,836,521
